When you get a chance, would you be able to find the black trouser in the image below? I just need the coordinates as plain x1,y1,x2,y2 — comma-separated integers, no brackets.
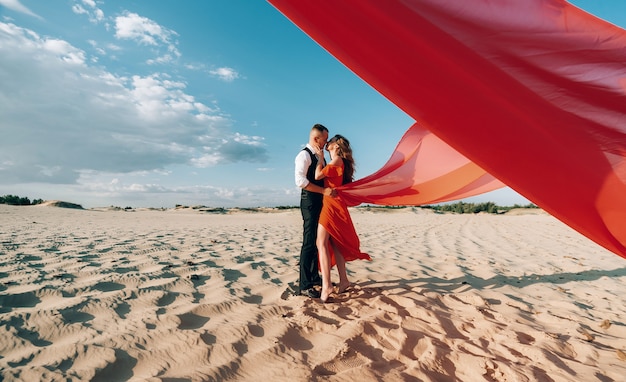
299,190,323,292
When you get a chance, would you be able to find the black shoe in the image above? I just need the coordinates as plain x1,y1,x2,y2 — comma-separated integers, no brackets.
299,288,321,298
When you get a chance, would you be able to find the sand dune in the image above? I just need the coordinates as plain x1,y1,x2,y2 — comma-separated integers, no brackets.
1,204,625,381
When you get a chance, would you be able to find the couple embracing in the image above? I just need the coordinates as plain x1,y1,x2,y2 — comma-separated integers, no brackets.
294,123,371,303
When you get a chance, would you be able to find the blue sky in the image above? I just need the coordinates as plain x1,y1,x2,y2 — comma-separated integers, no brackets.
0,1,623,208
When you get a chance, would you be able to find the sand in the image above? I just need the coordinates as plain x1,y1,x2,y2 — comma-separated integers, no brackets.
1,204,625,381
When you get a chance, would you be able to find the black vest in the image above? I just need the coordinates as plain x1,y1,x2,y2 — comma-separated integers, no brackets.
303,147,324,188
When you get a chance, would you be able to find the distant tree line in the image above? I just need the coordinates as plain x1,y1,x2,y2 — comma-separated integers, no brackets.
423,201,538,214
0,195,44,206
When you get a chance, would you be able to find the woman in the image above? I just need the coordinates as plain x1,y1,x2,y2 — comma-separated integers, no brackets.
314,134,371,303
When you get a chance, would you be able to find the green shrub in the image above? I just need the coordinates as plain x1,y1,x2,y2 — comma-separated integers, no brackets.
0,195,45,206
423,201,537,214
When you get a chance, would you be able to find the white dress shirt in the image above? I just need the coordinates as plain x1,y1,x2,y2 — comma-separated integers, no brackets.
294,143,318,189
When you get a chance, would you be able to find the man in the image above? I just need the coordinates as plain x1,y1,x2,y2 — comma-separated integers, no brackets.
294,123,336,298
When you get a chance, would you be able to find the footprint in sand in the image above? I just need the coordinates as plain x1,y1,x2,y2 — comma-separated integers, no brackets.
313,346,370,376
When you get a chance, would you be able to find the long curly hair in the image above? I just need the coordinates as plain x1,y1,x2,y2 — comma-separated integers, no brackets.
329,134,355,185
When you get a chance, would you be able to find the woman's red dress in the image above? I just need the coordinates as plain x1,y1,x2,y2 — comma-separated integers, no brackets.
319,163,371,267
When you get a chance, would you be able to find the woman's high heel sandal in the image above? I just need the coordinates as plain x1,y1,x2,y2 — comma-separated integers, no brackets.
338,282,351,294
320,289,332,303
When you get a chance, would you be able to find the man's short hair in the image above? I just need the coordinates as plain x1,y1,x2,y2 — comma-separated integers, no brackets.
312,123,328,133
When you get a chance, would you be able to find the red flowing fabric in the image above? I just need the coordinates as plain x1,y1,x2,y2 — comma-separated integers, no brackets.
269,0,626,259
338,122,504,207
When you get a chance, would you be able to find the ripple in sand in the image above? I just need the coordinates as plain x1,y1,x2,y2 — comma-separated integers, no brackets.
0,291,41,309
247,323,264,337
279,326,313,351
156,291,177,307
177,311,210,330
313,345,371,377
89,348,137,382
140,276,179,290
92,281,125,292
60,309,95,325
2,316,52,348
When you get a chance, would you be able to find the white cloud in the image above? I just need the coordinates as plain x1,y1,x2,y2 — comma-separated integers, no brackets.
55,169,292,207
43,38,86,64
209,67,240,82
233,133,264,146
190,133,268,167
0,22,268,185
72,4,88,16
71,0,104,23
115,12,165,45
82,0,97,8
106,43,122,51
190,153,222,168
114,12,174,46
0,0,42,19
114,12,181,65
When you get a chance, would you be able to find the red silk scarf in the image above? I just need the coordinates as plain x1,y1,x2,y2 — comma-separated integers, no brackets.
270,0,626,259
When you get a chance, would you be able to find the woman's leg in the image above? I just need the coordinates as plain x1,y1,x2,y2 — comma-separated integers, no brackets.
331,240,350,293
316,224,332,302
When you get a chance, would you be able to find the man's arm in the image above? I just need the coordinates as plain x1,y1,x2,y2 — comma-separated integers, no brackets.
295,150,335,197
303,182,334,196
295,150,311,188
